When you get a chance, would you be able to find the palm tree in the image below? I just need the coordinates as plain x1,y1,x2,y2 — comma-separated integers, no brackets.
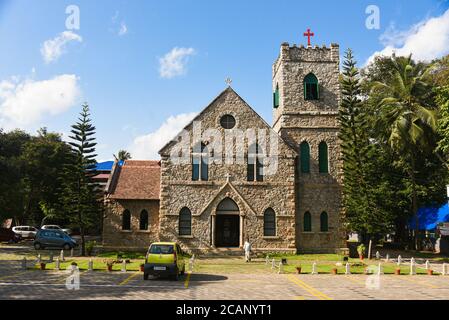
371,55,438,250
114,149,132,161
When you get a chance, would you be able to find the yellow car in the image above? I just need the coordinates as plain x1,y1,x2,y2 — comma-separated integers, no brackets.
144,242,186,280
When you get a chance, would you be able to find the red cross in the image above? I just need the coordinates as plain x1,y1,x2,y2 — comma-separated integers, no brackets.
303,28,314,46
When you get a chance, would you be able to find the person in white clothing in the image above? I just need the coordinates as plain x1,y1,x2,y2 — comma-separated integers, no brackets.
243,238,252,262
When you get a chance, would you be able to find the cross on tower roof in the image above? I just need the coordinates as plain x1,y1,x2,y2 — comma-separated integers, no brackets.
303,28,315,47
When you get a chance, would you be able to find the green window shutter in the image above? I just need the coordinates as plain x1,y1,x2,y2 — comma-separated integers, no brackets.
273,86,280,108
304,73,319,100
319,142,328,173
304,212,312,232
320,212,328,232
300,142,310,173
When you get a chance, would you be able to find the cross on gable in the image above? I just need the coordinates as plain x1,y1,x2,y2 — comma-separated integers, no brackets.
303,28,315,47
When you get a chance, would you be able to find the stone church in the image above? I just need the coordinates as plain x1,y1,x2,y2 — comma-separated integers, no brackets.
103,41,344,254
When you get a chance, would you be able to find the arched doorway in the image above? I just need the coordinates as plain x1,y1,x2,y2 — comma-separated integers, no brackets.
215,198,240,247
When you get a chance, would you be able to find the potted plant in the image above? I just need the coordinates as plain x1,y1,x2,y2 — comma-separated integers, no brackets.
104,260,114,272
40,262,46,270
395,268,401,275
140,263,145,272
296,265,302,274
331,268,338,275
85,241,96,256
357,244,366,260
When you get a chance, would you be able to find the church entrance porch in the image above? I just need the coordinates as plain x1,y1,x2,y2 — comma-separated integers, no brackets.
215,215,240,247
213,198,242,248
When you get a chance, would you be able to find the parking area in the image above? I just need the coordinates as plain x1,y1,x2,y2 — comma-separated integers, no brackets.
1,260,449,300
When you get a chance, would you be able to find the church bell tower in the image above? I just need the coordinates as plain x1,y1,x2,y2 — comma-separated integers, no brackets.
272,33,344,253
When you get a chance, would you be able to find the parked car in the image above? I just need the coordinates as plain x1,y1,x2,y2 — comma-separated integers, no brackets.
0,228,22,243
41,225,72,235
33,229,77,250
12,226,38,239
144,242,185,280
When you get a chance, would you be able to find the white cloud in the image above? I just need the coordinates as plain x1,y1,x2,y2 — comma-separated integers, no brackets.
129,112,197,159
118,22,128,36
41,31,82,63
159,47,196,79
0,74,81,130
366,9,449,65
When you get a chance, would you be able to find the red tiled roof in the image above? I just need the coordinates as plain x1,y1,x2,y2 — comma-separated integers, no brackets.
92,173,110,180
108,160,160,200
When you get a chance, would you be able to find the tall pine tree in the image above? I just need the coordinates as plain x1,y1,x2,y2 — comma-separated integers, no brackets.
338,49,391,241
61,103,102,256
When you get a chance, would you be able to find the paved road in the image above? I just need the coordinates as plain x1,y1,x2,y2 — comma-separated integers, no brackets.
1,262,449,300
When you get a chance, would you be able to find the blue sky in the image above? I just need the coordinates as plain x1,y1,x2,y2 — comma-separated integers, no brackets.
0,0,448,161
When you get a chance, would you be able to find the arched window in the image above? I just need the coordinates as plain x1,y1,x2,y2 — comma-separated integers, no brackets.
300,141,310,173
318,141,329,173
304,211,312,232
304,73,319,100
192,142,208,181
179,207,192,236
263,208,276,236
139,210,149,230
273,84,280,108
122,210,131,230
247,144,263,182
320,211,329,232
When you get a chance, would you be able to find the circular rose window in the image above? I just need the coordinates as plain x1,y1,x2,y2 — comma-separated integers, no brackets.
220,114,236,129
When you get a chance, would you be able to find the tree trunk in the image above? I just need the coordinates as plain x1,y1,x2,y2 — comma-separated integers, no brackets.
410,155,420,251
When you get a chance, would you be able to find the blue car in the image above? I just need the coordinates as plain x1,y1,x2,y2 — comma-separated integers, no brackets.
33,229,77,250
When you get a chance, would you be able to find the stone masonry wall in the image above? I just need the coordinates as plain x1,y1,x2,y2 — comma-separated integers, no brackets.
103,199,160,251
159,88,297,253
272,43,345,253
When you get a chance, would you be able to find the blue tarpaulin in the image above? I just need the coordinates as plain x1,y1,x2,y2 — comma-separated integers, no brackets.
409,203,449,231
92,160,123,171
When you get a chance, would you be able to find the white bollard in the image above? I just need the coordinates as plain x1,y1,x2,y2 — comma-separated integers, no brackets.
425,260,430,270
385,254,390,263
397,255,402,266
189,257,194,272
88,259,93,272
377,262,383,275
443,263,448,276
410,258,416,275
375,251,380,260
312,262,317,275
121,260,126,272
21,257,27,270
37,254,41,263
271,258,275,269
265,256,269,265
345,262,351,275
55,258,60,270
60,250,64,261
278,262,283,274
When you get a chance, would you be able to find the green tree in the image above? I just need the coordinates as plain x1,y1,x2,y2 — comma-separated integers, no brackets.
20,128,72,225
60,104,102,256
339,49,394,241
0,129,30,223
437,85,449,161
114,149,132,161
370,55,439,250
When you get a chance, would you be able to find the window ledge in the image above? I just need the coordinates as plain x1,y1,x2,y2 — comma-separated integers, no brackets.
120,230,133,233
136,230,151,233
263,236,280,240
318,232,331,234
301,231,314,234
178,235,194,239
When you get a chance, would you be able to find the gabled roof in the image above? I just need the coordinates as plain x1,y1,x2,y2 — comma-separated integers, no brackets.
158,86,297,157
106,160,161,200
